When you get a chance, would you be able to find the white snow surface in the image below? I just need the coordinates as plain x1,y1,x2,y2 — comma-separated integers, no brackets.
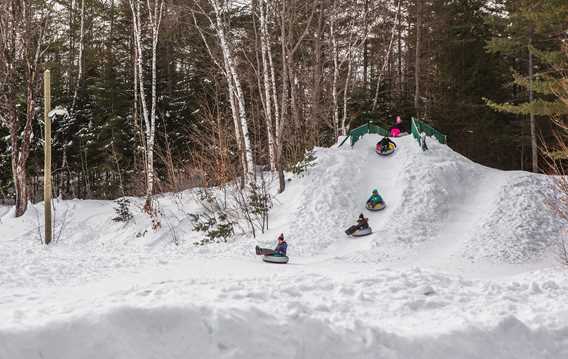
1,134,568,359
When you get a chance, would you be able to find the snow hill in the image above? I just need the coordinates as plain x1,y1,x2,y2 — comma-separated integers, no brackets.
1,134,568,359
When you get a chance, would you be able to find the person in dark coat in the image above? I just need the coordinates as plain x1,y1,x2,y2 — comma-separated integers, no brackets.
256,233,288,256
345,214,369,235
376,137,396,153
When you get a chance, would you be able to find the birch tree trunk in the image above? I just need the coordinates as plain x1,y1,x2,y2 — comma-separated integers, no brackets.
71,0,85,112
330,5,339,139
191,4,246,185
341,53,353,136
0,0,47,217
128,0,164,211
372,0,400,112
259,0,276,172
397,0,403,97
209,0,255,184
278,0,290,193
310,0,325,143
414,0,422,116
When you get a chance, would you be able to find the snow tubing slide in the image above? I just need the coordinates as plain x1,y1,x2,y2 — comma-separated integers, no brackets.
263,254,289,264
376,142,397,156
366,202,386,211
351,227,372,237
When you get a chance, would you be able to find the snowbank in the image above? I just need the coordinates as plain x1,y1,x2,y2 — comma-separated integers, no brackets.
1,132,567,358
2,305,568,359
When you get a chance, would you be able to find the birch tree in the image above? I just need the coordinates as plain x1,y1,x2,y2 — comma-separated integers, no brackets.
414,0,422,116
0,0,50,217
273,0,316,192
128,0,164,212
372,0,401,112
258,0,276,172
192,0,256,185
329,0,368,137
71,0,85,112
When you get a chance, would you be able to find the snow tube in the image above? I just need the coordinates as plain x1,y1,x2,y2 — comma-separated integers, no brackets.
366,202,386,211
351,227,372,237
263,254,289,264
376,142,397,156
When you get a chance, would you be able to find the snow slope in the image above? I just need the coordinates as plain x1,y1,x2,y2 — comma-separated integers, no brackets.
281,135,563,272
1,134,567,358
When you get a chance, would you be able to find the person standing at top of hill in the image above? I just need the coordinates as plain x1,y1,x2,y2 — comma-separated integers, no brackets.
389,116,404,137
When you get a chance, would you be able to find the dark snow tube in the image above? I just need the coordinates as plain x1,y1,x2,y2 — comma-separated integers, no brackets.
351,227,372,237
263,255,289,264
376,143,397,156
366,202,386,211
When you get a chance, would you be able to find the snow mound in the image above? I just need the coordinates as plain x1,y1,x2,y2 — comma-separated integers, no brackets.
466,173,565,263
1,132,568,359
282,134,563,265
2,305,567,359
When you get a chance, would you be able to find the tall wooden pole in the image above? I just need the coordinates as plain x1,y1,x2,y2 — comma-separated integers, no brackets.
44,69,52,245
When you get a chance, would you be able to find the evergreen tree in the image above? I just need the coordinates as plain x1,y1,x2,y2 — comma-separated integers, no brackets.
486,0,568,171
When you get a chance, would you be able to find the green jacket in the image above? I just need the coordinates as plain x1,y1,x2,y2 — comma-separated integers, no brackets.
368,194,383,204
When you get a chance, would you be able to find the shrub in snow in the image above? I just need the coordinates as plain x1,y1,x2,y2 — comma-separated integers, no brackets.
232,179,272,237
248,182,271,219
190,212,234,245
289,150,317,177
112,198,133,223
190,189,236,245
191,174,273,242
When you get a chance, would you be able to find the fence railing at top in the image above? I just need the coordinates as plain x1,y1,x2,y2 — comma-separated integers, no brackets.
411,117,447,145
338,122,389,147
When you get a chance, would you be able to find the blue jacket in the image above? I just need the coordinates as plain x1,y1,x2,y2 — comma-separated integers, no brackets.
274,241,287,255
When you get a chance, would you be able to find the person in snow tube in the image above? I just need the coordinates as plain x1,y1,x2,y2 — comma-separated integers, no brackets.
256,233,287,256
345,214,369,235
366,189,384,208
376,137,396,153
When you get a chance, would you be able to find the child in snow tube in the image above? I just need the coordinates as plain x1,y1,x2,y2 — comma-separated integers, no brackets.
345,214,369,235
376,137,396,154
366,189,384,209
256,233,287,256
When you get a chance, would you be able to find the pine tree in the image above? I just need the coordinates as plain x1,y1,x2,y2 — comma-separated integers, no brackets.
486,0,568,172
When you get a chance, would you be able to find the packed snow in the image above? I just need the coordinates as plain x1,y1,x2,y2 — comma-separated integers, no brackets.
1,134,568,359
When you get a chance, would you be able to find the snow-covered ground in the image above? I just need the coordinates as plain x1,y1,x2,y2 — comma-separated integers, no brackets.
1,135,568,359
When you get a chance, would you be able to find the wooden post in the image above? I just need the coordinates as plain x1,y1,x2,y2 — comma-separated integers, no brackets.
44,69,52,245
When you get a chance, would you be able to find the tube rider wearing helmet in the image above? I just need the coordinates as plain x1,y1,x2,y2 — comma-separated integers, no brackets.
367,189,384,209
